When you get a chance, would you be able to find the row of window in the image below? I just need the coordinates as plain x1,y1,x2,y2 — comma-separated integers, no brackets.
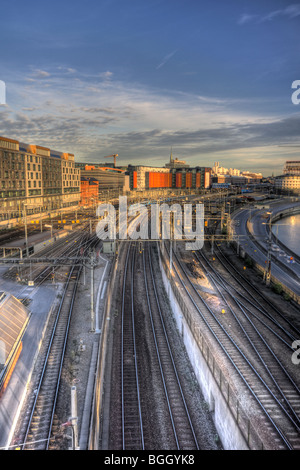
1,180,24,189
28,171,41,180
0,170,25,179
27,163,41,172
0,190,26,199
27,155,41,164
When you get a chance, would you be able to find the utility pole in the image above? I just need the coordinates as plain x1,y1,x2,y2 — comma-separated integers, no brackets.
70,386,79,450
263,217,272,286
170,212,173,277
90,250,96,332
24,204,29,258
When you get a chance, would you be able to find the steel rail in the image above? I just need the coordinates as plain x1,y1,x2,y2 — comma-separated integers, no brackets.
121,243,144,450
163,241,294,449
197,248,298,349
20,230,96,449
144,242,199,450
213,236,300,338
194,250,300,433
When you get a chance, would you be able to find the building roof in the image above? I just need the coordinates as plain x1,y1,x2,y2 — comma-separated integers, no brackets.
81,176,99,185
0,292,30,367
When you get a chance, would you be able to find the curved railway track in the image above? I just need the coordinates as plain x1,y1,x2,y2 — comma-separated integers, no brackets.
212,239,300,338
164,240,300,450
13,228,98,450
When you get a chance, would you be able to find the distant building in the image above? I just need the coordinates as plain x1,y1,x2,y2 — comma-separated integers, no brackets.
78,164,129,199
212,161,262,183
228,168,241,176
274,174,300,194
212,162,228,175
165,149,189,169
128,165,170,190
80,177,99,206
127,165,211,190
274,160,300,195
283,161,300,175
212,174,262,187
241,171,263,181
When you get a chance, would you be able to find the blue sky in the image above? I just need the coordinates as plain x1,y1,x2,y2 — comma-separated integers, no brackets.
0,0,300,175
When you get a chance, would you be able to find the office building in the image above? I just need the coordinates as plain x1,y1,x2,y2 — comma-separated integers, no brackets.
0,135,80,222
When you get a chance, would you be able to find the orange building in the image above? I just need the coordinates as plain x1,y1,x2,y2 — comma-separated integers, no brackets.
80,177,99,206
185,172,192,188
147,171,172,188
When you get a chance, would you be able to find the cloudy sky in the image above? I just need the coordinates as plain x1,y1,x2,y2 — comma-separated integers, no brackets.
0,0,300,175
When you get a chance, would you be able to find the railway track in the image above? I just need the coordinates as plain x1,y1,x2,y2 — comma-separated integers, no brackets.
12,229,98,450
212,240,300,338
116,241,203,450
121,243,144,450
164,241,300,450
143,243,199,450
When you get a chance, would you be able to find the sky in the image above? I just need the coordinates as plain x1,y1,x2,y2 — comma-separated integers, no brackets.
0,0,300,176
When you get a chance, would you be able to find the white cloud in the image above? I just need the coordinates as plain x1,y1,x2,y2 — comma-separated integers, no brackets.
33,69,51,78
238,4,300,24
99,71,114,80
156,50,177,70
0,64,297,174
237,14,258,25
